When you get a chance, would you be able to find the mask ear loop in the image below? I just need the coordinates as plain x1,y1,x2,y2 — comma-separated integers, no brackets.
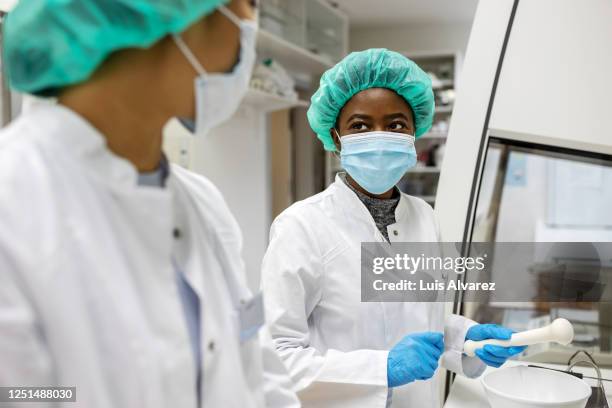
219,5,259,27
218,5,243,27
172,34,207,77
332,128,341,159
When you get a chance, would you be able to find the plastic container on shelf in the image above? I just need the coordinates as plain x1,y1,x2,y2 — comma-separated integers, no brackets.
250,59,298,100
305,0,347,64
259,0,306,48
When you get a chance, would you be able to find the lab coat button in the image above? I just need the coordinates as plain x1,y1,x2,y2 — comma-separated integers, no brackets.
173,228,181,239
393,230,398,236
208,341,215,352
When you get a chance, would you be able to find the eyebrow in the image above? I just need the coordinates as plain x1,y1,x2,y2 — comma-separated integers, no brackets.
346,113,372,122
384,113,410,121
344,112,413,124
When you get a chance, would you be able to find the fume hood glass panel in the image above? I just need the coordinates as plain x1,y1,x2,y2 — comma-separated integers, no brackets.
466,137,612,363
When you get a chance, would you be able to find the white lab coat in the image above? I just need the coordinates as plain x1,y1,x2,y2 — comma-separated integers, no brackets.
261,175,485,408
0,105,299,408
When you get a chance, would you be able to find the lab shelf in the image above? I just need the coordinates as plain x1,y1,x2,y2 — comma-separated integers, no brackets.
434,105,454,114
432,79,455,89
256,29,334,75
409,167,441,173
418,131,448,140
243,88,309,112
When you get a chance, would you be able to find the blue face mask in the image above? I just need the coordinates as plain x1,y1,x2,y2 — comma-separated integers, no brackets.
339,131,417,195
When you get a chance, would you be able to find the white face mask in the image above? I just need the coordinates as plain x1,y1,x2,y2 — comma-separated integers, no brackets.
173,6,257,137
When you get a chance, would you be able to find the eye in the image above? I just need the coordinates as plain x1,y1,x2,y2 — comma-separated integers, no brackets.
388,121,407,131
350,122,369,131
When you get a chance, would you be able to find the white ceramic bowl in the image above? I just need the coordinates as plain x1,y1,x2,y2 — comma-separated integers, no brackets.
482,365,591,408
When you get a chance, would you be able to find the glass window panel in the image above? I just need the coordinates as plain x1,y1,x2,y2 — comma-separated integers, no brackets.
465,137,612,364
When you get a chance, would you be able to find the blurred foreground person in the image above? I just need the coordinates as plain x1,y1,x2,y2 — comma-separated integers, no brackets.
0,0,299,407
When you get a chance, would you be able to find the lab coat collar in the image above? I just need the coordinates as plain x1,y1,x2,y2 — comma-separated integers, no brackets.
332,174,377,235
394,189,408,223
31,104,142,187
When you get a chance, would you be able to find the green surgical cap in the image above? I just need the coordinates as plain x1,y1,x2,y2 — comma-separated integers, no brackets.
307,48,435,151
5,0,229,96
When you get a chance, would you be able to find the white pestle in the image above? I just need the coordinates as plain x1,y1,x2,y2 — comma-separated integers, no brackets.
463,318,574,357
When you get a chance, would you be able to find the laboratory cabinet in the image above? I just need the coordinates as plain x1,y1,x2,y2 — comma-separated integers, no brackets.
259,0,349,68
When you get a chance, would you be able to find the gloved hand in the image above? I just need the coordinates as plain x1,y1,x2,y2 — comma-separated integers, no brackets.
465,324,526,368
387,332,444,388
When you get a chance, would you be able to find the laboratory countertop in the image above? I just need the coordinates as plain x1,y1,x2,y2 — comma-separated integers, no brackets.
444,360,612,408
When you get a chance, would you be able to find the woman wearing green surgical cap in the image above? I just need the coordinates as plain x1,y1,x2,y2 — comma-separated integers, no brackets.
0,1,299,407
261,49,523,408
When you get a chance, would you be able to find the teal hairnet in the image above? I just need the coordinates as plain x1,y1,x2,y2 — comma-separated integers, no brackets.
307,48,435,151
4,0,229,97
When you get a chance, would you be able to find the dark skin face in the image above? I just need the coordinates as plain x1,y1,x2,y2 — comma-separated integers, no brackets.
331,87,416,199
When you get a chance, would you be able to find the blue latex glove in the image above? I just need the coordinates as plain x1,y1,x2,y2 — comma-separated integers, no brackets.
387,332,444,388
465,324,526,368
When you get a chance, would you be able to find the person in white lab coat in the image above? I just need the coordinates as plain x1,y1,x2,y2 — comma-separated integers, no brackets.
261,49,525,408
0,1,299,407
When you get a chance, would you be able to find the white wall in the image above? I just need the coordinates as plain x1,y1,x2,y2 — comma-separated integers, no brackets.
189,109,271,291
164,108,271,292
350,22,473,54
495,152,548,241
